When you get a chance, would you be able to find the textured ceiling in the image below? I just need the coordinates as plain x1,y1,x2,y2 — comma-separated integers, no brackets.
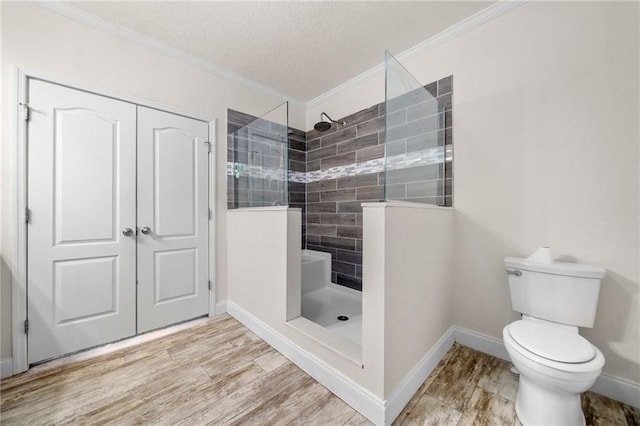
67,1,493,102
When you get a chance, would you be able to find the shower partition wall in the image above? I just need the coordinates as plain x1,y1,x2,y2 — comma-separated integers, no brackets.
228,102,289,208
384,51,452,206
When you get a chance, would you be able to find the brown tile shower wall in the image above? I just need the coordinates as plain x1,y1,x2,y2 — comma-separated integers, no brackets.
304,76,453,291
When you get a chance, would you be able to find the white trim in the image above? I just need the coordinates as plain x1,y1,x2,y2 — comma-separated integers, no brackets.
227,301,386,425
453,326,510,361
1,357,14,379
306,0,527,109
207,120,217,318
215,300,228,316
34,1,304,107
384,327,456,425
12,68,29,374
453,326,640,409
17,66,212,123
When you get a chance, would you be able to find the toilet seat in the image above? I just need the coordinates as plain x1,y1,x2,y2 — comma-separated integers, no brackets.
508,320,595,363
504,321,604,374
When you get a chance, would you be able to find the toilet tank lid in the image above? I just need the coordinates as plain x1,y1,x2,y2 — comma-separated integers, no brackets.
508,320,596,363
504,257,606,279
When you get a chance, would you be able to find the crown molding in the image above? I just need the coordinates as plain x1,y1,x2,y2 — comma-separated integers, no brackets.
306,0,527,109
34,0,306,107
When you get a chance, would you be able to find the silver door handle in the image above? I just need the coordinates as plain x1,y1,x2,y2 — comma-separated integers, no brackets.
506,269,522,277
122,228,134,237
141,227,151,235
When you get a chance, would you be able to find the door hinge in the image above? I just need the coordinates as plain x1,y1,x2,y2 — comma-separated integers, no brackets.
136,280,139,286
25,208,31,224
204,141,211,153
19,102,30,121
208,208,212,220
208,280,211,291
24,319,29,335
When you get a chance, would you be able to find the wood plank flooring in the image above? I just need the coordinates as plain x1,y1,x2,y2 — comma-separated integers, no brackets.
1,315,638,425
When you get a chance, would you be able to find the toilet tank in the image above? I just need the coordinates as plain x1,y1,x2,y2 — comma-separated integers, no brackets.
504,257,606,328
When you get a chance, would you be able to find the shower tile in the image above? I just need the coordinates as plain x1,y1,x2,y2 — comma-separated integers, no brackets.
307,224,337,237
338,105,379,129
337,226,362,239
356,145,384,163
306,244,336,257
307,179,336,192
321,127,357,147
387,109,407,128
308,145,336,162
307,160,321,172
321,214,356,226
437,93,452,112
356,116,384,137
321,189,356,202
306,192,320,203
289,192,305,204
306,202,337,213
290,160,305,173
289,149,305,163
321,236,356,251
337,201,363,213
386,164,440,185
407,100,440,123
332,260,356,276
356,240,362,252
406,180,441,198
321,153,356,169
425,81,438,97
385,140,406,156
306,213,321,224
290,182,305,193
406,131,439,153
386,115,440,143
336,274,361,291
306,125,336,142
306,138,321,152
356,186,384,201
337,173,378,189
355,265,362,278
337,250,362,265
355,214,363,226
337,133,378,155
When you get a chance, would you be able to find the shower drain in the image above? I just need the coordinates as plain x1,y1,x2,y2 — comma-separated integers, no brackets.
337,315,349,321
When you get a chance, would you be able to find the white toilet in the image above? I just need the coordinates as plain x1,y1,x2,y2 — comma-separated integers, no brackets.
503,251,606,426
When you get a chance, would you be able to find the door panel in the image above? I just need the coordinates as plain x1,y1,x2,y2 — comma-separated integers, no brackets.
27,79,137,364
137,107,209,333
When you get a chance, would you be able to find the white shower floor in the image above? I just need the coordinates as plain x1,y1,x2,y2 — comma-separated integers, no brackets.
301,284,362,345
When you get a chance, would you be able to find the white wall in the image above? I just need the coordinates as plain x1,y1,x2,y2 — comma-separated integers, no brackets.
310,1,640,385
0,2,305,360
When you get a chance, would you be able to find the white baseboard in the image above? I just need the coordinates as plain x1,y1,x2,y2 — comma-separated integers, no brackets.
384,327,456,424
453,326,640,409
227,301,386,425
1,357,13,379
215,300,228,315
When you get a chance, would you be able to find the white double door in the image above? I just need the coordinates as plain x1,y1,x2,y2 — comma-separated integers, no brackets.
27,79,210,364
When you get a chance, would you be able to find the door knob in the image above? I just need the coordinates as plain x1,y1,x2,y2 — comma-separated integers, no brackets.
122,228,134,237
141,227,151,235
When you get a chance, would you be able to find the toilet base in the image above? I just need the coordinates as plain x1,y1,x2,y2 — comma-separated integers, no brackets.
515,375,585,426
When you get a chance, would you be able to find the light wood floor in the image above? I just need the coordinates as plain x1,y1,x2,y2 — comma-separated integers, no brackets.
1,315,638,425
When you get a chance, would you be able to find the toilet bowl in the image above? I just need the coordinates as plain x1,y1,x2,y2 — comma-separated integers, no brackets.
503,252,606,426
503,320,604,426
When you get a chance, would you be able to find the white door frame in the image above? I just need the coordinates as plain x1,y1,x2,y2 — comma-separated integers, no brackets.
12,67,217,374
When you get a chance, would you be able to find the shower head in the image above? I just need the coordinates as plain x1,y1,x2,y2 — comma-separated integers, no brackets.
313,112,346,132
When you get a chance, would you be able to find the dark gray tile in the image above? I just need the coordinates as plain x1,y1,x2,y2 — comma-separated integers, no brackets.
356,145,384,163
290,182,305,193
437,93,452,112
387,109,407,128
306,138,321,152
406,180,442,198
307,202,337,213
321,127,357,147
307,244,336,257
385,140,406,156
386,183,406,199
356,265,362,278
321,153,356,169
444,178,453,198
407,99,440,123
337,226,362,239
307,160,321,172
306,213,321,224
336,133,378,155
337,173,378,189
406,131,440,153
321,189,356,202
337,201,363,213
356,116,384,137
338,105,379,129
290,160,305,172
306,234,320,245
307,145,336,162
437,75,452,96
356,186,384,201
444,128,453,145
306,124,337,141
445,160,453,179
332,260,356,276
386,164,440,185
356,214,363,226
307,179,336,192
386,115,440,143
337,250,362,265
307,224,337,236
288,127,306,139
289,192,305,203
356,240,363,252
289,149,305,163
424,81,438,97
228,109,259,127
306,192,320,203
321,213,357,226
321,236,356,251
336,274,361,291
